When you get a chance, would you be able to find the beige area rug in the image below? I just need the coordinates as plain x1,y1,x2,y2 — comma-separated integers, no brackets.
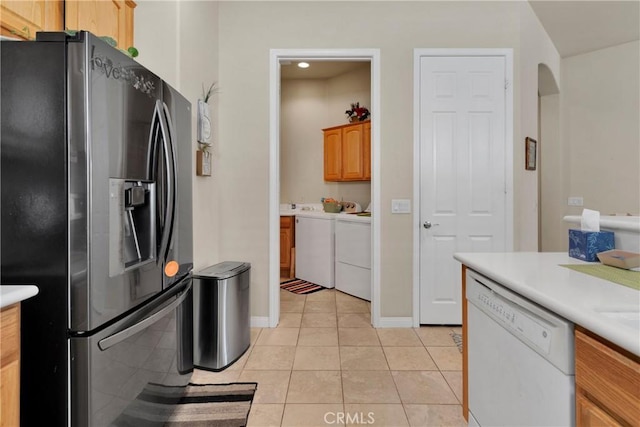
113,382,257,427
280,278,326,295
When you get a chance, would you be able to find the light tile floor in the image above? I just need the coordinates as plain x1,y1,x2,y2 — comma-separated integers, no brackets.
190,288,465,427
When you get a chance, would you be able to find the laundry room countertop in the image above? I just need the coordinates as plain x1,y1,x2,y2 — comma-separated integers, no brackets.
454,252,640,356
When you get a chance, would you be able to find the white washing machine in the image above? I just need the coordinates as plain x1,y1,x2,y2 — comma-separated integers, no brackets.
295,213,335,288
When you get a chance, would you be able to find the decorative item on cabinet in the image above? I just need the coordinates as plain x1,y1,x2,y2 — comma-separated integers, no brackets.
345,101,370,123
323,120,371,182
65,29,138,57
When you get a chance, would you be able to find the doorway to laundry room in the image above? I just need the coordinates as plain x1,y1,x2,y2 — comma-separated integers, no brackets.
269,49,381,329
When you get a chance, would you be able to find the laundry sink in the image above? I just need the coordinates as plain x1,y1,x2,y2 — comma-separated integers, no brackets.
596,309,640,330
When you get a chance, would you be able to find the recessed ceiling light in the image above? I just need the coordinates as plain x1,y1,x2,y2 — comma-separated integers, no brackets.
297,62,310,69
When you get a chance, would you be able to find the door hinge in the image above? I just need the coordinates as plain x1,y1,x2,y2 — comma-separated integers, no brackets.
504,79,510,90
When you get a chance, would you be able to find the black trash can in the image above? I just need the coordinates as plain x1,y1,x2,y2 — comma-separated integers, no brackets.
192,261,251,371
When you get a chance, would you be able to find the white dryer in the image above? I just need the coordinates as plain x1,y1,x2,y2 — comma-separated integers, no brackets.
335,216,371,301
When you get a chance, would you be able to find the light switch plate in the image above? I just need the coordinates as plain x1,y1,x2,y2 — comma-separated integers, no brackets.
391,199,411,214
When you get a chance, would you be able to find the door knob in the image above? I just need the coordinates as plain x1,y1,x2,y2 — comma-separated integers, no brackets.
423,221,439,229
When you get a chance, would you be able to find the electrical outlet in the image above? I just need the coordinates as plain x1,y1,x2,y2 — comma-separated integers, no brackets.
568,197,584,207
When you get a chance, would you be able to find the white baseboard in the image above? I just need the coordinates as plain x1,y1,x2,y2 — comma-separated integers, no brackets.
377,317,414,328
250,316,270,328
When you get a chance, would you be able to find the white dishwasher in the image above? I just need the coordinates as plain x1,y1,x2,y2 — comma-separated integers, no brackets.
295,214,335,288
466,269,575,427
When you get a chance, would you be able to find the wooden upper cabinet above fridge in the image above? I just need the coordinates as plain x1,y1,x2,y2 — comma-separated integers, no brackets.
0,0,63,39
65,0,136,49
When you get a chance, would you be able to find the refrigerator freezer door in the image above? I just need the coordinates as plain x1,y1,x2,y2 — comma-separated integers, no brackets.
68,32,167,331
70,277,193,427
162,82,193,288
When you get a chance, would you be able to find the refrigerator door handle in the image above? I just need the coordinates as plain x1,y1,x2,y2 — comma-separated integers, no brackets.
154,100,175,263
161,101,178,258
98,281,190,351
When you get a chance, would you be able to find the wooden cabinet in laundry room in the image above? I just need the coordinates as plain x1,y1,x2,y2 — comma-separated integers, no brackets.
323,120,371,182
280,216,295,279
363,120,371,180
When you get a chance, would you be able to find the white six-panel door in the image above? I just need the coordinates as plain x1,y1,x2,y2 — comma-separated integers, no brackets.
419,55,507,324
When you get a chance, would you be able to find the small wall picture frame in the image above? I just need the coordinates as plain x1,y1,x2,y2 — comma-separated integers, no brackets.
196,150,211,176
525,137,537,171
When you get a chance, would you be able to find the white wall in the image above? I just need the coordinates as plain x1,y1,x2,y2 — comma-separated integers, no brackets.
280,64,372,208
134,1,179,87
280,79,328,205
518,2,561,251
326,63,371,125
135,1,220,270
217,1,524,318
561,40,640,216
135,1,634,321
540,93,564,251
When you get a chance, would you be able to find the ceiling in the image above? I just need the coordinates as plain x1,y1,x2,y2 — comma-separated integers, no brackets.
528,0,640,58
280,1,639,80
280,61,369,80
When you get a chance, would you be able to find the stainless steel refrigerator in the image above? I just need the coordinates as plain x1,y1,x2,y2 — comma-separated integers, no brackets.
1,31,194,426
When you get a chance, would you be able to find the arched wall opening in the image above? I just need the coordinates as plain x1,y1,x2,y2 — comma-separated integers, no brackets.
537,63,564,251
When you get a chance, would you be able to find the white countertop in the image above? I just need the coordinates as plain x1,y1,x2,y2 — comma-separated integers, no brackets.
454,252,640,356
1,285,39,309
280,207,371,223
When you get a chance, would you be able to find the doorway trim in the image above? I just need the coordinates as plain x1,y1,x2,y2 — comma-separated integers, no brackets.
411,48,514,327
269,49,382,328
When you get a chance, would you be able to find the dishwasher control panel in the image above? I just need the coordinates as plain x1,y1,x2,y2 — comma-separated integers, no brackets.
471,280,552,355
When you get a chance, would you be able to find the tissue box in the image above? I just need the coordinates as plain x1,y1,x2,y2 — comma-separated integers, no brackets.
568,229,615,262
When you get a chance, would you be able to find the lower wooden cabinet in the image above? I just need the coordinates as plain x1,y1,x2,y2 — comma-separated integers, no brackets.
575,327,640,426
1,303,21,427
576,394,619,426
280,216,295,278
